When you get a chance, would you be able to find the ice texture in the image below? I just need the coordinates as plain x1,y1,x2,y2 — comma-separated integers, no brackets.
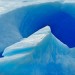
0,26,74,75
3,26,51,56
0,1,75,55
0,1,75,75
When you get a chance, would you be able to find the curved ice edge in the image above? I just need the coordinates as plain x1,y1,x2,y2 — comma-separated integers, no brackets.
0,1,60,15
0,0,73,15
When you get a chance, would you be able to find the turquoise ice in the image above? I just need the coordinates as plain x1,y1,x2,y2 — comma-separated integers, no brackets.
0,1,75,55
0,26,74,75
0,0,75,75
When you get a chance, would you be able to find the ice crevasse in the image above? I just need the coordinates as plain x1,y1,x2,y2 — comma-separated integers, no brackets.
0,26,75,75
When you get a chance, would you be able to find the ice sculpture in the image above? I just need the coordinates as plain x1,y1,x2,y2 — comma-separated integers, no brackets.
0,26,74,75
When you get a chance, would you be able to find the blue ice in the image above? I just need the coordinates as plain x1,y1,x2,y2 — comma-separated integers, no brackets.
0,26,74,75
0,1,75,56
0,1,75,75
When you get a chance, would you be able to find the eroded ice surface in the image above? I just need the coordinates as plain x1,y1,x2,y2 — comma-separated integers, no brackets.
0,26,74,75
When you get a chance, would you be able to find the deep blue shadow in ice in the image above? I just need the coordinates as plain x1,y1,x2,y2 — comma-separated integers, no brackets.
49,11,75,48
20,10,75,48
0,52,3,57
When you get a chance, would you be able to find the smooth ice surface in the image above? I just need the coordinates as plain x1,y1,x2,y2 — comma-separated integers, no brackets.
0,26,75,75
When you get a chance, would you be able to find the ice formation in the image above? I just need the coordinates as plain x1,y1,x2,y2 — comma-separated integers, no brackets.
0,26,75,75
0,1,75,55
0,0,75,75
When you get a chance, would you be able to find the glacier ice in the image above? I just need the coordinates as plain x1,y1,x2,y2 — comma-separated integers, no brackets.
0,26,74,75
3,26,51,56
0,1,75,75
0,1,75,55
